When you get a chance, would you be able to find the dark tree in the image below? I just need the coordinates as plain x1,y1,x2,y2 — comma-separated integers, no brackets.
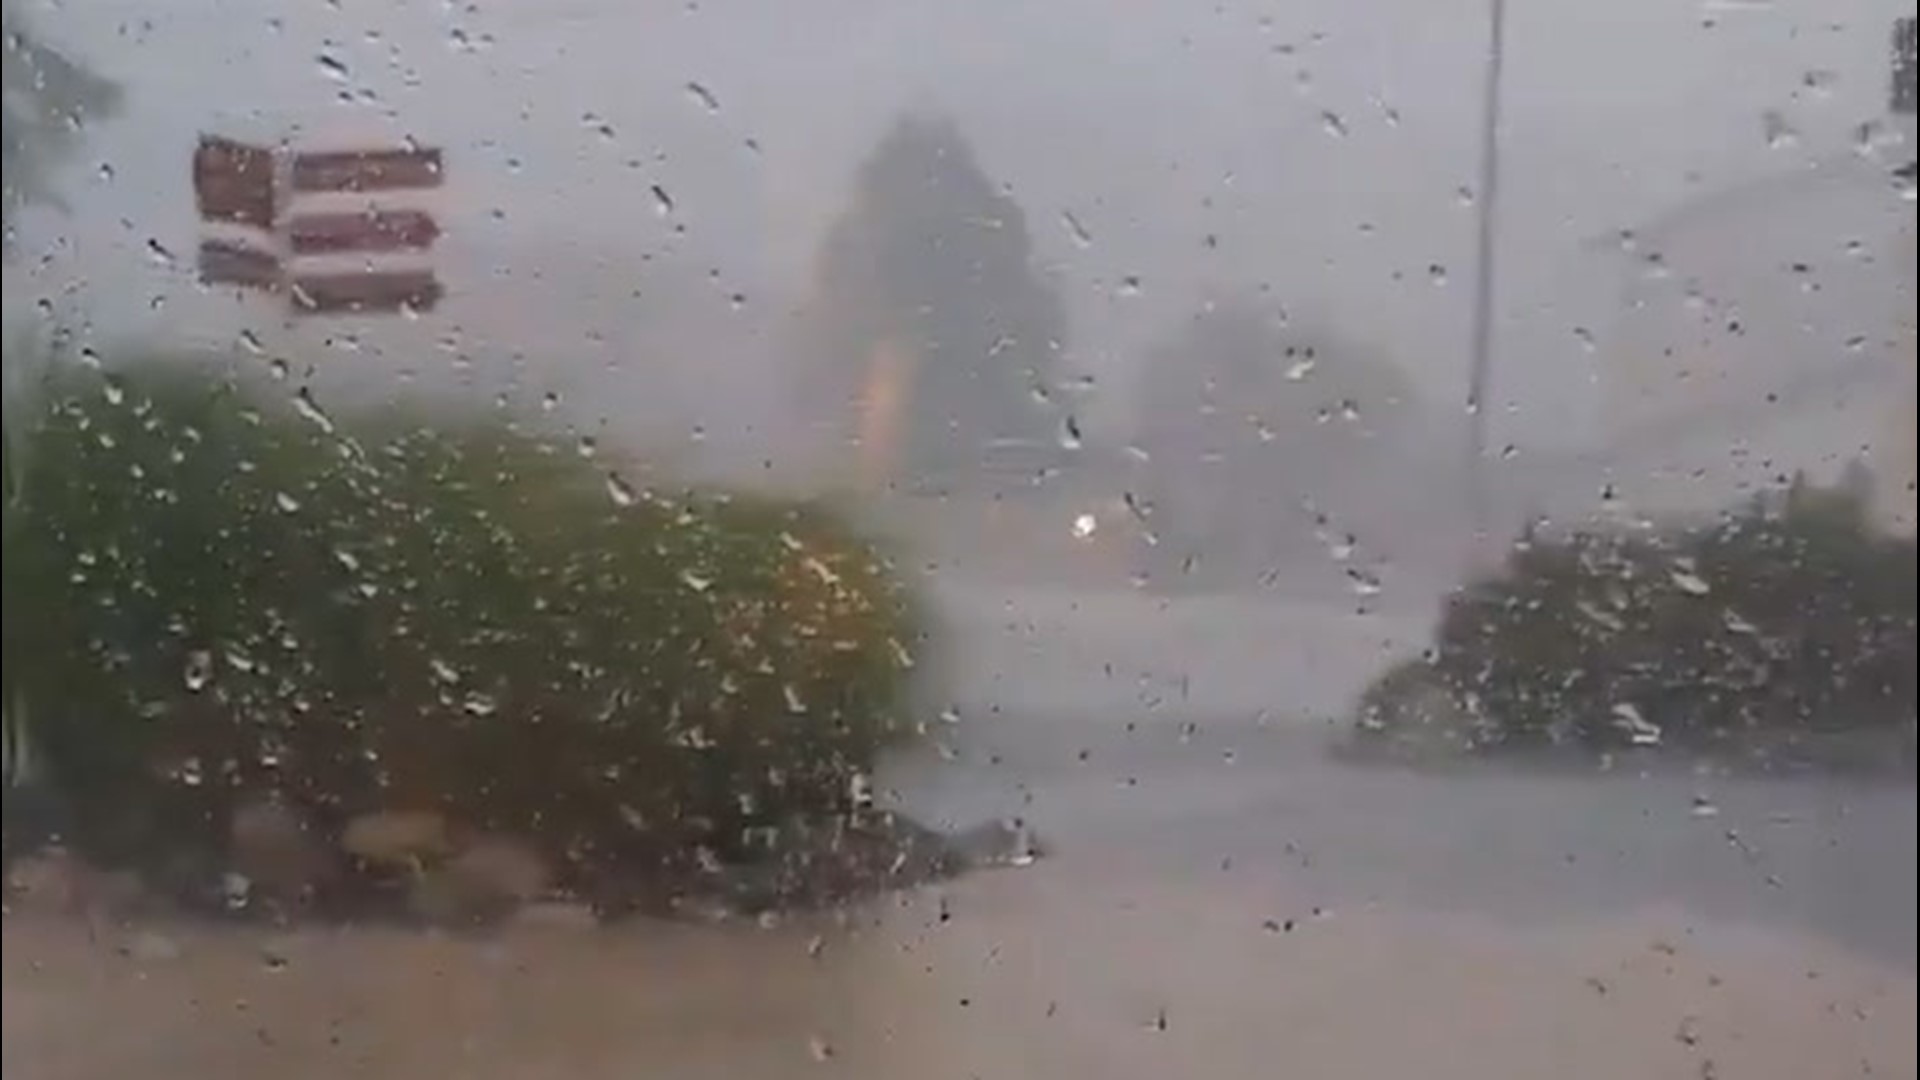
800,112,1066,490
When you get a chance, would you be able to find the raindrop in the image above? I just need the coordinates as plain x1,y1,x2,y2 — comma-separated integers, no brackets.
145,238,175,267
1320,110,1349,138
1072,513,1098,540
274,491,301,513
1573,326,1596,352
238,329,265,355
685,81,720,112
1455,185,1475,207
268,358,290,381
97,161,115,182
1060,210,1094,248
1345,568,1382,596
679,568,713,592
1284,352,1316,382
1610,702,1662,746
1427,263,1448,286
1799,68,1837,95
222,871,251,911
1116,275,1143,297
183,650,214,692
102,376,127,406
807,1034,834,1062
542,391,561,412
461,692,499,718
1761,109,1797,150
576,434,598,458
651,184,675,216
1058,414,1083,450
291,387,336,434
315,52,350,82
1690,793,1720,819
430,657,461,685
1668,566,1711,596
606,472,640,508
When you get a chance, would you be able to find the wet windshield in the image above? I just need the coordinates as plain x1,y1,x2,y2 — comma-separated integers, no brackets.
4,2,1916,1077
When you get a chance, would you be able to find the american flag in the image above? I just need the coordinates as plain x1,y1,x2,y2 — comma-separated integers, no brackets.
193,135,445,315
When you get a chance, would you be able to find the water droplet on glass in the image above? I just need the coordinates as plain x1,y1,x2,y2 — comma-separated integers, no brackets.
807,1034,834,1062
1427,263,1448,286
222,871,251,911
145,238,175,267
238,329,265,355
576,434,598,458
1057,414,1083,450
429,657,461,685
1669,567,1711,596
316,52,350,81
685,81,720,112
102,376,126,406
291,387,336,434
274,491,301,513
1610,702,1662,746
462,692,498,718
651,184,675,216
679,568,713,593
1690,793,1720,819
1761,109,1797,150
605,472,640,508
1319,110,1349,138
1573,326,1596,352
1455,185,1475,207
1060,210,1094,248
1116,275,1143,297
183,650,214,692
1072,513,1098,540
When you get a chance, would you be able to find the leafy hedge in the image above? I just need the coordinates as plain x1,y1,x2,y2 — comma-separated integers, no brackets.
1355,472,1916,766
2,357,923,890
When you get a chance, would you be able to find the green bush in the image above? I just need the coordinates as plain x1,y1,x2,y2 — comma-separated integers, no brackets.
2,356,923,885
1373,472,1915,762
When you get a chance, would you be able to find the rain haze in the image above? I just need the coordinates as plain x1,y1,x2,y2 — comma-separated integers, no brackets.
3,1,1916,1077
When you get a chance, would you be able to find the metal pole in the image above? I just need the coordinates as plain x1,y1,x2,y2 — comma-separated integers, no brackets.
1465,0,1508,543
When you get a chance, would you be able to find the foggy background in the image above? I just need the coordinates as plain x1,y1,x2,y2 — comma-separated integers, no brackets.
4,7,1916,1074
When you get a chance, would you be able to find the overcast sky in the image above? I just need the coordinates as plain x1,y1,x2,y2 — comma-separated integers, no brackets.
6,0,1913,472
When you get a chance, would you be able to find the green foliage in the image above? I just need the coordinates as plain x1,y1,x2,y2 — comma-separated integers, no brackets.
2,357,922,879
1418,473,1915,758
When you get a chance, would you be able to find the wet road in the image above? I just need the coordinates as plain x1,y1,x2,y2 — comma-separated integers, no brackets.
6,583,1915,1078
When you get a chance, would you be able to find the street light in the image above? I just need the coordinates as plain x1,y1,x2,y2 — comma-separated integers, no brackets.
1465,0,1509,547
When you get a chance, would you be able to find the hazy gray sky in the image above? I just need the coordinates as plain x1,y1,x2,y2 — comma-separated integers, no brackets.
7,0,1913,468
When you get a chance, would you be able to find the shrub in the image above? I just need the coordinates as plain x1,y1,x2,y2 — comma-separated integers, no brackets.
2,356,923,889
1361,472,1915,764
